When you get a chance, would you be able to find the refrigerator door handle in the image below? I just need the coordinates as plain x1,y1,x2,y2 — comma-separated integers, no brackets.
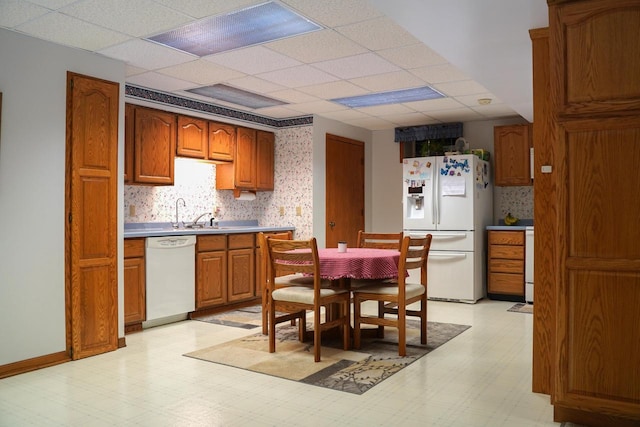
429,252,468,260
430,233,467,240
433,168,439,225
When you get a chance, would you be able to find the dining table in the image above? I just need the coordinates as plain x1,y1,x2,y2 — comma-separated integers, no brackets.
316,247,401,284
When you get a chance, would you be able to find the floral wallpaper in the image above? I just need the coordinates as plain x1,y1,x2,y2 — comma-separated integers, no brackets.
494,185,534,221
124,125,314,239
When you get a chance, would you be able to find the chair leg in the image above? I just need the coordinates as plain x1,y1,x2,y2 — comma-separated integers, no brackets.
269,299,277,354
420,294,427,345
298,310,306,342
262,289,269,335
353,295,361,350
398,302,406,357
377,301,385,338
343,298,350,350
314,308,321,362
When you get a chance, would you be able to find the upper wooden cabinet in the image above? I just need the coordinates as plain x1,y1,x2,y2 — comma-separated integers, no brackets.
216,127,275,192
176,116,236,162
208,122,235,162
494,124,532,186
177,115,207,159
125,104,176,185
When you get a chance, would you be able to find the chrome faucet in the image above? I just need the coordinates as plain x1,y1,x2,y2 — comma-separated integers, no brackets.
173,198,186,228
188,212,211,228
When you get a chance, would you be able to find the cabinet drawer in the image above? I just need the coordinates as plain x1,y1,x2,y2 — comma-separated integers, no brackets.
489,259,524,274
489,231,524,245
124,238,145,258
197,235,226,252
488,272,524,295
229,233,255,249
490,245,524,260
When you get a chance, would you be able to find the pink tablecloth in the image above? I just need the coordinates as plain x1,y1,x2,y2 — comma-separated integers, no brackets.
317,248,400,280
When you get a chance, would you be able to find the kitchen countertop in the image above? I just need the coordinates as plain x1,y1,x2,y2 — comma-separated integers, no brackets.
124,220,295,238
486,218,533,231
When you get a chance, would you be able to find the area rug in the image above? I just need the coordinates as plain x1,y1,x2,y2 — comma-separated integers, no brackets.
187,312,470,395
508,303,533,314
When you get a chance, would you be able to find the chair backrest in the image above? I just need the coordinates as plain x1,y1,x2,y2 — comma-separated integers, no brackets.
258,231,293,288
356,230,403,250
398,234,432,286
266,237,321,284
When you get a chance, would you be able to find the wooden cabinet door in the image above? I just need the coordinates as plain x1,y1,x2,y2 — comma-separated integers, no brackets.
494,124,532,186
196,251,227,308
227,248,255,302
124,103,134,184
256,130,274,190
209,122,235,162
234,127,257,189
134,106,176,185
177,115,207,159
487,231,525,297
124,256,145,325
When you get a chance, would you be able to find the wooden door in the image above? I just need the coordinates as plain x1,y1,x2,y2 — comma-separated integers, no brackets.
256,130,274,190
227,248,255,302
124,103,134,184
234,127,257,189
66,72,118,360
177,115,207,159
196,251,227,308
325,134,364,248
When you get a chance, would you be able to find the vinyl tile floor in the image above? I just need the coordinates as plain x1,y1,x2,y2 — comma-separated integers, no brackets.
0,299,561,427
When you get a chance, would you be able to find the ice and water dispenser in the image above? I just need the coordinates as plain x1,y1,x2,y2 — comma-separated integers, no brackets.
406,182,425,220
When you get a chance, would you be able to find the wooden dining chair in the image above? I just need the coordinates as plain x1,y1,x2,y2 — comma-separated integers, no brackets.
356,230,403,250
258,231,294,335
266,236,351,362
352,234,432,356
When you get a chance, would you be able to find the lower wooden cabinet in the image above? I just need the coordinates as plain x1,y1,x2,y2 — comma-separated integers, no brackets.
487,230,525,301
196,234,256,310
124,238,146,332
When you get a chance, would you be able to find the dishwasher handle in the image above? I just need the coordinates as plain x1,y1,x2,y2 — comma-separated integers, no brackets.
146,235,197,249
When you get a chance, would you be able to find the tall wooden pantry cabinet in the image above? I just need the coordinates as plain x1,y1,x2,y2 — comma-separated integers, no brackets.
538,1,640,425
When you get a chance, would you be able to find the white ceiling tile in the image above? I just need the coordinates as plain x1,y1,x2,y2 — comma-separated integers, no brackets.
455,93,503,107
377,44,448,69
258,65,339,88
349,71,425,92
158,60,246,85
403,97,465,112
99,39,195,70
410,64,470,84
127,71,196,92
282,0,382,27
205,46,302,74
337,17,419,51
313,53,400,80
226,76,287,93
379,112,439,126
151,0,259,19
473,103,520,118
0,1,50,27
297,81,368,99
286,100,346,114
318,109,371,121
433,80,490,97
16,12,131,51
265,29,367,64
60,0,192,37
343,116,396,130
126,65,147,77
427,107,484,122
253,105,307,118
265,89,319,104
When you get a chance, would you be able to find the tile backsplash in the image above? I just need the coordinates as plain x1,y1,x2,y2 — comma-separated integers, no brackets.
124,125,314,239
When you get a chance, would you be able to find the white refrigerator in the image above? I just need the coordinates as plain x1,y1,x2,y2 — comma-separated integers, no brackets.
403,155,493,303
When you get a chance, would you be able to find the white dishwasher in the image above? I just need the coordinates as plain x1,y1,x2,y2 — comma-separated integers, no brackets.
144,235,196,327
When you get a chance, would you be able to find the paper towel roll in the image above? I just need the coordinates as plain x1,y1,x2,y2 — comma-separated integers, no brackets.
235,191,256,201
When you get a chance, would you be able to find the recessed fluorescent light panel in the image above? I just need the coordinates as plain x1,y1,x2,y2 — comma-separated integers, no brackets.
331,86,445,108
147,1,322,56
186,84,287,109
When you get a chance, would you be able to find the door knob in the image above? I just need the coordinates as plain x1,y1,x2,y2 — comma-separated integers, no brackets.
328,221,335,230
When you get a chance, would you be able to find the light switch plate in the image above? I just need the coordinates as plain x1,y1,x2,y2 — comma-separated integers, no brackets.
296,206,301,216
279,206,285,216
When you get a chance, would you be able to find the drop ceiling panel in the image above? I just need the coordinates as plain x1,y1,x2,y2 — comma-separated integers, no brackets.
282,0,382,27
410,64,470,85
427,107,484,122
336,17,419,51
0,1,50,27
16,12,131,51
377,44,449,69
380,112,438,126
127,71,196,92
297,81,368,99
265,89,319,104
205,46,302,74
433,80,490,97
99,39,195,70
455,93,502,107
253,105,307,118
159,60,246,85
403,97,465,112
313,53,400,80
258,64,339,88
61,0,193,38
265,29,367,64
349,71,425,92
152,0,258,19
286,100,346,114
319,109,371,121
343,116,395,130
355,103,415,116
226,76,287,94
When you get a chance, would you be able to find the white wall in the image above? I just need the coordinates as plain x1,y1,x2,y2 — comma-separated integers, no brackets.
0,29,125,365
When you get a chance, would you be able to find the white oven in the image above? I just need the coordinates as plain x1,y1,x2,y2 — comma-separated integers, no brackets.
525,226,534,303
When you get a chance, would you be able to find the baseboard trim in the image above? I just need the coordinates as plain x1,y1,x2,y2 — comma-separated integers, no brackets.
0,351,70,379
